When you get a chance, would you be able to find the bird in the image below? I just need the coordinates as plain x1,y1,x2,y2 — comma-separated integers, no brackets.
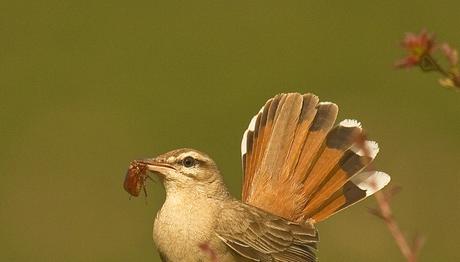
124,93,391,261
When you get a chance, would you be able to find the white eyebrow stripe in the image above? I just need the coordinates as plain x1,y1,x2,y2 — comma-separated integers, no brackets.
177,151,210,163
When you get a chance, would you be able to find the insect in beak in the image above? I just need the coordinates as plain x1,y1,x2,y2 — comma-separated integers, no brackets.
123,160,153,198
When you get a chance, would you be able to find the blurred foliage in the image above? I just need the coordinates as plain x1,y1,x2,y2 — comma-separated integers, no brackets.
0,1,459,261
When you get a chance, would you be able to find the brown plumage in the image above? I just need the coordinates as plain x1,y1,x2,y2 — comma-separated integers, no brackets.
126,92,390,261
241,93,389,224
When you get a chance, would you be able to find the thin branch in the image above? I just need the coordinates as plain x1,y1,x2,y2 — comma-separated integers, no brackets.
356,132,424,262
373,191,419,262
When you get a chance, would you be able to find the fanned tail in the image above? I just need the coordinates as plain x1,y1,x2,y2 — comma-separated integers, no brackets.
241,93,390,223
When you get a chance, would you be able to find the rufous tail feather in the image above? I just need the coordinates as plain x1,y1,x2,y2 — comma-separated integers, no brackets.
241,93,390,223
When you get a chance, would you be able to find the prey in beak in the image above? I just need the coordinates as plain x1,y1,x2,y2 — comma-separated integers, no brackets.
123,158,175,198
123,160,153,198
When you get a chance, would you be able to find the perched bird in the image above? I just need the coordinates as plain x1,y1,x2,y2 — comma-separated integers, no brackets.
125,93,390,261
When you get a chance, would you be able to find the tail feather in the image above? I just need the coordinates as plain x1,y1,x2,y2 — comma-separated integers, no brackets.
299,119,361,201
301,140,378,220
241,93,390,223
291,102,338,184
311,171,391,222
258,94,303,184
280,94,319,183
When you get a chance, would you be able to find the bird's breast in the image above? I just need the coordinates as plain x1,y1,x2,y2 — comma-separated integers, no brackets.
153,192,227,261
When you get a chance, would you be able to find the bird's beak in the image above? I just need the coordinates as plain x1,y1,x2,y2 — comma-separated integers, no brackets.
138,159,176,176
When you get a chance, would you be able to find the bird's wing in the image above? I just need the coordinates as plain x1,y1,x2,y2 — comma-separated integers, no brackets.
241,93,390,222
215,201,318,262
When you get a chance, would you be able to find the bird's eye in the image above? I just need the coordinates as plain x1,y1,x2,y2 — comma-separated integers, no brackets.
182,156,196,168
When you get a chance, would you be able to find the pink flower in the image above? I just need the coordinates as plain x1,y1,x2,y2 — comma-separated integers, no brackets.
395,30,435,68
440,43,458,67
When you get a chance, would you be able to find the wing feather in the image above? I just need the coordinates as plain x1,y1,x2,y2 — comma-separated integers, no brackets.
216,201,318,262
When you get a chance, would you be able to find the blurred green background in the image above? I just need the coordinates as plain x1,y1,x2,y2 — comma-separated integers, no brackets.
1,1,459,261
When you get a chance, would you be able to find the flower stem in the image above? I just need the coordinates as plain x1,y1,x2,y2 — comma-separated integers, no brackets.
421,54,451,77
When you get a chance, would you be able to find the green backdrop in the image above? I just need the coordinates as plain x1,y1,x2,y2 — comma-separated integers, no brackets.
1,1,459,261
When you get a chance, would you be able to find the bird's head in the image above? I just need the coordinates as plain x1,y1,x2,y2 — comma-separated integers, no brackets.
139,148,226,195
